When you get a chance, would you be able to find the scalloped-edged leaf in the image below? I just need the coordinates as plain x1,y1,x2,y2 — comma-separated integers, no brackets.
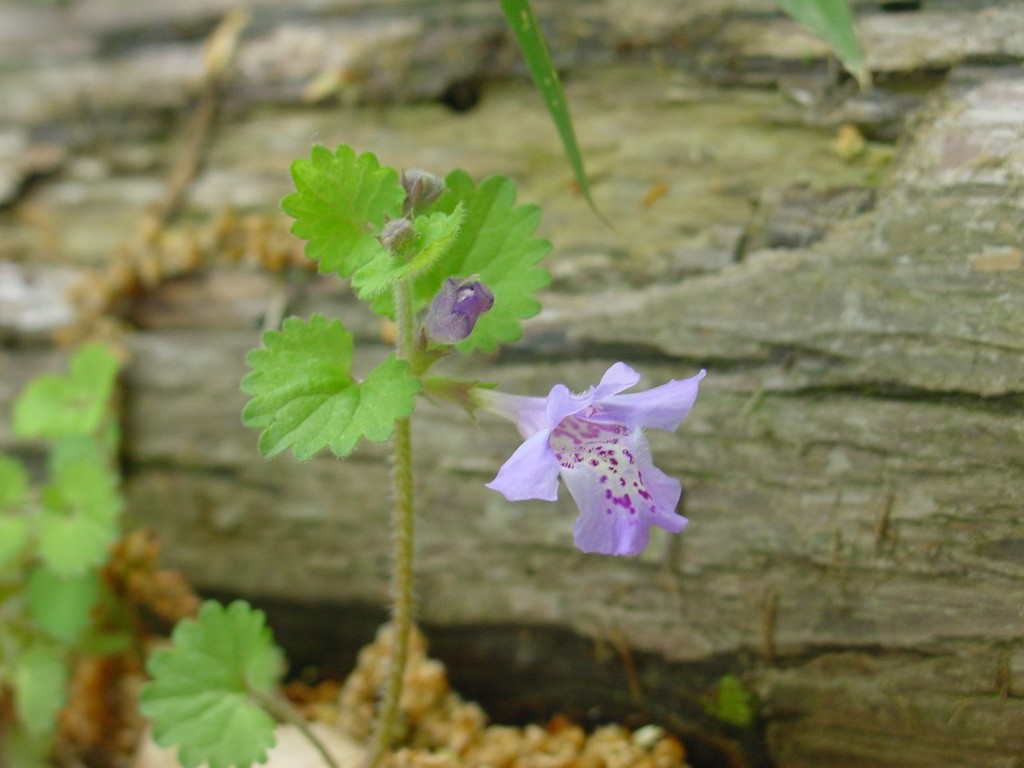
27,567,100,644
242,315,421,460
424,172,551,352
352,204,465,299
366,173,551,352
13,643,68,738
49,433,118,473
0,454,28,509
282,144,406,277
13,343,119,440
141,600,284,768
38,454,122,576
0,455,29,568
0,516,29,570
2,723,53,768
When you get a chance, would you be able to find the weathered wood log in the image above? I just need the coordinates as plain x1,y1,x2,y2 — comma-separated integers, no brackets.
2,3,1023,767
114,64,1024,768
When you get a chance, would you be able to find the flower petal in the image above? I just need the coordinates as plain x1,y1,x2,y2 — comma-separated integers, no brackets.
482,364,701,555
570,476,651,555
561,431,685,555
544,383,589,427
476,390,549,437
638,462,687,533
426,278,495,344
486,430,561,501
598,370,706,431
592,362,641,399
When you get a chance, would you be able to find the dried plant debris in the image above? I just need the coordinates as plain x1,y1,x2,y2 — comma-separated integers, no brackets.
329,625,693,768
104,529,202,629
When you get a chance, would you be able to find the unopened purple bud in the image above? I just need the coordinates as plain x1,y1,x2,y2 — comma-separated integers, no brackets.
380,218,417,254
426,277,495,344
401,168,445,214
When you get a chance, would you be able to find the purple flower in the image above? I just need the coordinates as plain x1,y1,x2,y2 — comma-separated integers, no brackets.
480,363,706,556
425,277,495,344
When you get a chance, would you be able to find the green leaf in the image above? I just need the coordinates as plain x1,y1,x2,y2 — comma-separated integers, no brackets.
0,454,28,509
13,343,119,440
0,516,29,569
50,431,119,471
242,315,421,460
76,629,133,656
352,205,465,299
27,567,100,644
417,172,551,353
140,600,284,768
367,174,552,351
1,722,54,768
498,0,600,216
702,674,757,727
13,643,68,738
38,453,122,576
777,0,869,89
0,456,30,569
282,144,406,277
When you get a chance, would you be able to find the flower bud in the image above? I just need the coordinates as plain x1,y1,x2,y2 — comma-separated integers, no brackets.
401,168,445,214
425,277,495,344
380,218,417,254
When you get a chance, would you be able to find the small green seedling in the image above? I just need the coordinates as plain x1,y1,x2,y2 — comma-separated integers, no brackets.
0,343,123,765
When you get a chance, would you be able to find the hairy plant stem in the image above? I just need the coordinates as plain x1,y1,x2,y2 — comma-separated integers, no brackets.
367,278,418,768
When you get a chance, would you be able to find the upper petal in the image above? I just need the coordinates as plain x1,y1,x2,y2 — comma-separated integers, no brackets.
592,362,641,400
486,430,561,501
597,370,706,431
544,383,590,427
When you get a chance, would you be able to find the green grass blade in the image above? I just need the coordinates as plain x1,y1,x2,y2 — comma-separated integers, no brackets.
498,0,601,217
777,0,870,89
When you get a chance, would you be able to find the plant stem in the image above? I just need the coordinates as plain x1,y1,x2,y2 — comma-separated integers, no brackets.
251,689,340,768
367,278,418,768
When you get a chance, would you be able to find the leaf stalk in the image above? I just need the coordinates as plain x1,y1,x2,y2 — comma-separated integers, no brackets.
250,688,340,768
